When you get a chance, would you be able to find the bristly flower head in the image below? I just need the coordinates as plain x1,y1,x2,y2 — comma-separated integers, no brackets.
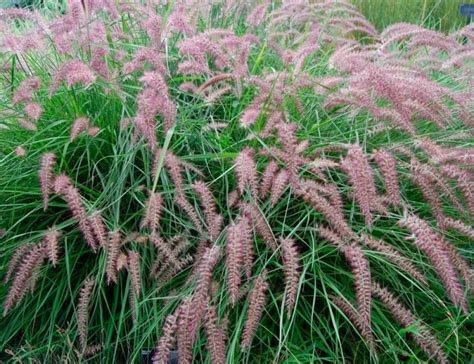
152,313,178,364
55,177,97,251
204,304,227,364
192,180,223,241
280,237,300,316
3,243,46,315
226,221,244,305
13,77,41,104
39,152,56,211
106,230,121,285
241,270,268,350
70,117,90,141
44,227,61,267
1,1,473,361
188,245,221,343
141,190,163,234
24,103,43,121
49,59,96,96
89,211,109,248
399,214,468,313
127,250,142,297
372,149,401,206
235,147,259,199
340,144,379,226
77,276,95,350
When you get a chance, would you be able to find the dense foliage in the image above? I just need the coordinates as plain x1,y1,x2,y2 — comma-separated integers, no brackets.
0,1,473,362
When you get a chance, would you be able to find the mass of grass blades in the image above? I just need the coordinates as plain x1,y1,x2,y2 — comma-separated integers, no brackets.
352,0,466,32
0,1,473,363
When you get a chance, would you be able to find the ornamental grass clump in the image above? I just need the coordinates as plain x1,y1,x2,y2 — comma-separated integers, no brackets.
0,1,472,362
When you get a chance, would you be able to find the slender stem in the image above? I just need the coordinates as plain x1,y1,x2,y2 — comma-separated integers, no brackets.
152,125,175,193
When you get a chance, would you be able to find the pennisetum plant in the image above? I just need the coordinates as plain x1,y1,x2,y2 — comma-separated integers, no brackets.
0,0,472,362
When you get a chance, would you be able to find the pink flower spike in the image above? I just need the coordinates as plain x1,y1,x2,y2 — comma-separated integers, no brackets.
15,146,26,157
235,147,259,199
70,117,90,141
24,103,43,120
87,126,100,137
39,152,56,211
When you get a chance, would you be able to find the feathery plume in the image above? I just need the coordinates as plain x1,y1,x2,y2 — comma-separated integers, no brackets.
319,225,348,248
155,149,183,191
439,165,474,219
270,169,290,206
89,211,108,248
4,243,46,315
235,147,259,199
399,214,468,313
137,71,176,134
106,230,121,285
143,13,162,48
177,297,193,363
411,160,465,215
298,180,356,240
18,118,37,131
204,305,227,364
372,282,448,364
228,190,240,208
241,270,268,350
3,243,33,284
24,102,42,121
141,190,163,234
90,47,109,78
410,167,445,223
49,60,96,96
83,343,103,357
439,234,474,291
77,276,95,350
44,227,61,266
372,149,401,206
240,216,254,280
188,245,221,343
154,150,203,193
70,117,90,141
320,225,371,328
340,243,372,333
259,161,279,198
15,146,26,157
274,122,308,185
153,150,203,233
226,221,246,305
127,250,142,297
39,152,56,211
153,313,178,364
87,126,100,137
340,145,379,226
240,104,260,127
150,234,190,273
155,254,194,288
53,173,72,194
165,4,193,36
59,184,97,251
439,216,474,241
246,2,268,27
116,253,128,272
28,259,42,293
13,77,41,104
192,181,223,241
280,237,300,316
